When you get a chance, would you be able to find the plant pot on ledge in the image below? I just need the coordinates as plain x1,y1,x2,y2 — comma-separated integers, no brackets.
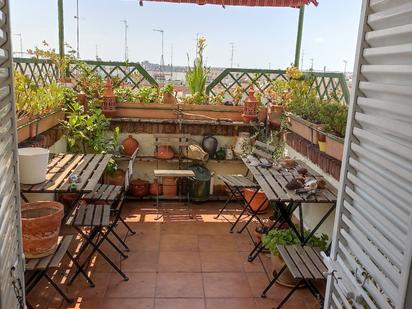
268,104,284,129
288,114,314,143
325,134,344,161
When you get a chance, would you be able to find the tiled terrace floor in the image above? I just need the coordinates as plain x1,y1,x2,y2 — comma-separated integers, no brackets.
28,201,320,309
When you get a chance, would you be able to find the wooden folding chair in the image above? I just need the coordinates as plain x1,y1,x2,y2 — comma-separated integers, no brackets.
261,245,327,308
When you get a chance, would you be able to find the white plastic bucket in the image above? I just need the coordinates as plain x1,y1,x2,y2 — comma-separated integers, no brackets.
18,148,49,184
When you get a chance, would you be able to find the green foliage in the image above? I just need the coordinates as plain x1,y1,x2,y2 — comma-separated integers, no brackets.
318,100,348,137
14,71,66,118
114,86,137,103
186,37,209,104
73,62,105,102
261,227,329,256
62,102,122,163
136,87,159,103
160,83,174,96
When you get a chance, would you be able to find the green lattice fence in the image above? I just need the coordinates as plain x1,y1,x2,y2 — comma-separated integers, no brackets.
67,60,158,89
13,57,59,87
206,68,350,105
13,58,158,89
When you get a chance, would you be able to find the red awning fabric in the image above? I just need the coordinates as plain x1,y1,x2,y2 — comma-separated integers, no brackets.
140,0,318,7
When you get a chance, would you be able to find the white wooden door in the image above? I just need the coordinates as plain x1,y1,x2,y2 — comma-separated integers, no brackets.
324,0,412,308
0,0,25,308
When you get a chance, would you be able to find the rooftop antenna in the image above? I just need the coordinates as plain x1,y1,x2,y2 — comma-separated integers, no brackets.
121,19,129,62
343,60,348,74
230,42,234,68
170,44,173,81
74,0,80,58
14,33,23,57
153,29,165,71
95,44,99,60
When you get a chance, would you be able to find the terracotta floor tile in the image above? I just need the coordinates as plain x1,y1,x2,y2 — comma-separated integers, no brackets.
121,251,159,272
238,251,264,273
203,273,252,298
99,298,154,309
66,272,111,299
194,222,233,235
206,298,258,309
59,297,102,309
198,235,238,252
127,232,161,251
160,222,197,235
158,251,201,272
154,298,205,309
159,234,198,251
246,272,292,300
155,273,204,298
106,273,157,298
200,251,244,272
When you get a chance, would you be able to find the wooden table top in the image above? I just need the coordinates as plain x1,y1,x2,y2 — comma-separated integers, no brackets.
154,170,195,177
21,153,112,194
243,157,337,204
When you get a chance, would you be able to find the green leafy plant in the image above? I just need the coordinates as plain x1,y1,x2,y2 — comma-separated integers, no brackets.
114,86,138,103
318,99,348,137
160,83,174,96
136,86,159,103
262,227,329,256
72,62,105,102
186,36,209,104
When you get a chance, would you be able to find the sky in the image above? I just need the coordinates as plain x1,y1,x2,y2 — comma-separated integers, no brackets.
10,0,362,72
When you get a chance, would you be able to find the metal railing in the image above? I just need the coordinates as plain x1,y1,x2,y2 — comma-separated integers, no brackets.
13,58,158,89
206,68,350,104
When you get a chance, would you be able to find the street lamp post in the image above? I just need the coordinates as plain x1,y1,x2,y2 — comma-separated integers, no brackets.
153,29,165,71
74,0,80,58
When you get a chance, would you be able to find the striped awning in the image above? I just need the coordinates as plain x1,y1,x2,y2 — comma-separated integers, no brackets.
140,0,318,7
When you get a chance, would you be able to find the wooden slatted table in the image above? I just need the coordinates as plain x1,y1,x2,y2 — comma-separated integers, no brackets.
21,153,113,195
244,157,337,261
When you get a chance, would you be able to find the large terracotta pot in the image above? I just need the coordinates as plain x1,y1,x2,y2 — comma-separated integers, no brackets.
162,93,177,104
129,179,149,197
288,115,313,142
268,104,284,129
244,188,269,213
149,180,163,195
271,255,302,287
325,135,344,161
122,135,139,156
21,201,64,258
163,176,177,197
155,145,174,160
105,169,126,186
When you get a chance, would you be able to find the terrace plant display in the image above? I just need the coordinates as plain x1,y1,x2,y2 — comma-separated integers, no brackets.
262,227,328,286
27,41,76,82
136,86,159,103
186,36,209,104
73,62,105,101
160,83,177,104
232,85,244,106
114,85,138,103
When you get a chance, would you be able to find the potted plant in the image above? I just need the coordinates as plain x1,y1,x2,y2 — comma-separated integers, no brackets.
262,227,328,287
185,36,209,104
160,83,177,104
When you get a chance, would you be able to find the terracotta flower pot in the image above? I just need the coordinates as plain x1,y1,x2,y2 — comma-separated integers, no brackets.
122,135,139,156
149,180,163,195
105,169,126,186
244,188,269,213
162,93,177,104
155,145,174,160
258,106,268,123
129,179,149,197
288,115,312,142
21,201,64,258
325,135,344,161
268,104,284,129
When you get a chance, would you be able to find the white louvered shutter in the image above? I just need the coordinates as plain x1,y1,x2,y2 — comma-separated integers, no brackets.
324,0,412,308
0,0,25,308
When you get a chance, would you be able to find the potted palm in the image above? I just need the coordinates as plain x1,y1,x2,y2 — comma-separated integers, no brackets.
262,227,328,287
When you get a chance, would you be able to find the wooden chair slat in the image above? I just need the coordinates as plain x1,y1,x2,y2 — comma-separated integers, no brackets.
47,155,85,191
74,204,86,226
254,140,277,152
305,247,328,274
286,245,314,279
99,184,113,200
296,246,324,279
244,163,278,201
83,204,95,226
93,205,103,226
49,236,73,268
35,237,63,269
25,259,40,271
101,205,111,226
108,186,122,201
277,245,302,279
252,148,273,160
